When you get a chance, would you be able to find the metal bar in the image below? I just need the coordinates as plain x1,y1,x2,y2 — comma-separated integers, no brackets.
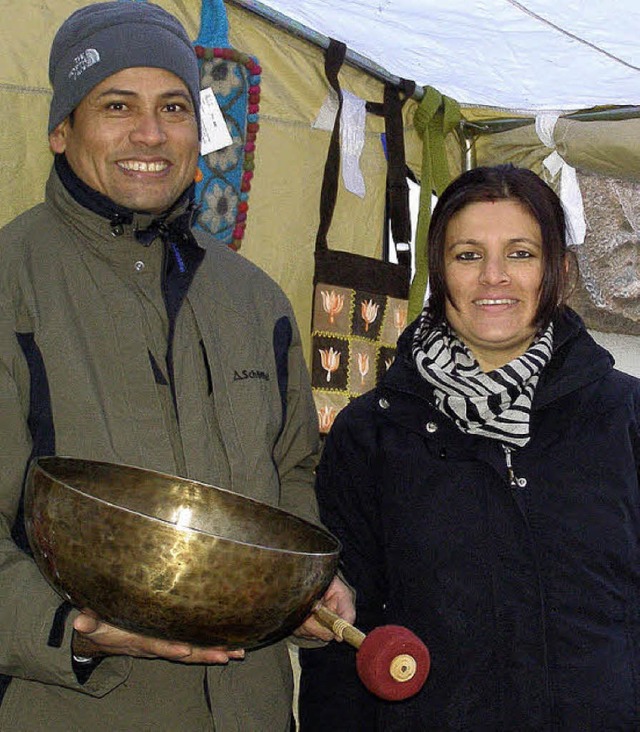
225,0,424,100
456,125,477,171
459,106,640,169
462,105,640,135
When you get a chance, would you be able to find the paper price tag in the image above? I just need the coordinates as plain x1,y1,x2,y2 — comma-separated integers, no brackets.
200,87,233,156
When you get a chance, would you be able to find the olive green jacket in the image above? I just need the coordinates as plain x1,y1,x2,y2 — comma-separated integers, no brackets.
0,170,321,731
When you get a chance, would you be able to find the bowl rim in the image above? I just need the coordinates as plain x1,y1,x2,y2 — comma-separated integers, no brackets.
28,455,342,559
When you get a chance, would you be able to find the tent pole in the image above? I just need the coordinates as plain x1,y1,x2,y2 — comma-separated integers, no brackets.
225,0,424,100
456,123,477,171
461,105,640,136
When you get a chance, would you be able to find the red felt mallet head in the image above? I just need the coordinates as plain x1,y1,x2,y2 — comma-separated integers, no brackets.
356,624,431,701
313,606,431,701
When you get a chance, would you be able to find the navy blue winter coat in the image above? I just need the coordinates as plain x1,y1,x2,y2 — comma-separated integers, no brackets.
299,308,640,731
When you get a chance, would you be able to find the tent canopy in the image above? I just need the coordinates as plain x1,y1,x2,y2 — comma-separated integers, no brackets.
252,0,640,112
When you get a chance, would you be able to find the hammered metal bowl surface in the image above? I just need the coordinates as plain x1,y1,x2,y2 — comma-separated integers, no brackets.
24,456,340,649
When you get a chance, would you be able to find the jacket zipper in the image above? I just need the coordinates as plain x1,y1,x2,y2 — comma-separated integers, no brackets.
503,445,519,491
502,444,551,714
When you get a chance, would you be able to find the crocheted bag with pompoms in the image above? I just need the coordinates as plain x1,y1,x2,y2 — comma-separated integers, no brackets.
193,0,261,251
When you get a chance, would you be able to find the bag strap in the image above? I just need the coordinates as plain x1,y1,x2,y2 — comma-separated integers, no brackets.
383,80,414,270
194,0,230,48
315,41,413,273
315,39,347,254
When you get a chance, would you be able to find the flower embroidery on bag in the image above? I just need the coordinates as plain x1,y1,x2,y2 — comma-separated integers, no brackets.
393,304,407,338
321,289,345,324
357,352,370,385
319,346,341,382
361,299,379,331
318,405,337,432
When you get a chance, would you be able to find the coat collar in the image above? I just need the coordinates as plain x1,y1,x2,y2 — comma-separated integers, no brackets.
382,307,614,412
50,154,199,246
533,307,613,409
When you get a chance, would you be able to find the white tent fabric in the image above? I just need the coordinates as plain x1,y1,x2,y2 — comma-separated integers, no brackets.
257,0,640,112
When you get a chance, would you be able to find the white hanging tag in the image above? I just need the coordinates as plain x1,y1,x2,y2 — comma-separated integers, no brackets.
200,87,233,156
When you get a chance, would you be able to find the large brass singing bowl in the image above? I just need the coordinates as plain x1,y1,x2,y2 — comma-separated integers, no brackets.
25,456,340,649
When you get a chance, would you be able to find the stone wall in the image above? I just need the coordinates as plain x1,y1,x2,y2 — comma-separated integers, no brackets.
569,171,640,336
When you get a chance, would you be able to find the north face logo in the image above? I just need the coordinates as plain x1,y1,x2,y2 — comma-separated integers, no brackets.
68,49,101,80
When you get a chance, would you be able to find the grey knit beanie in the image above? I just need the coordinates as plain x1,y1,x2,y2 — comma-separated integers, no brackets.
48,1,200,133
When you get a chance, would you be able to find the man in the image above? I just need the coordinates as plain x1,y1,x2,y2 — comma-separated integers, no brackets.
0,3,353,730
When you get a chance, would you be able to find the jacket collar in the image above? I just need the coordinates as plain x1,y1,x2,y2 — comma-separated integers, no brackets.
52,153,199,245
533,307,613,408
383,307,614,411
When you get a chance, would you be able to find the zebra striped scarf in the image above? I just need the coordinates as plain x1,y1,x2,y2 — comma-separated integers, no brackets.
412,313,554,447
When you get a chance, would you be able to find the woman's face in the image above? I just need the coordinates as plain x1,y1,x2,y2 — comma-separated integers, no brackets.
444,199,544,372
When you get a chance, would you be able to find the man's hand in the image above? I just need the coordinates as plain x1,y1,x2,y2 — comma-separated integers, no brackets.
73,610,245,664
293,575,356,642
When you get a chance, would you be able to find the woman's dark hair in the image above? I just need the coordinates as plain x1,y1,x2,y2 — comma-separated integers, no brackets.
426,164,569,330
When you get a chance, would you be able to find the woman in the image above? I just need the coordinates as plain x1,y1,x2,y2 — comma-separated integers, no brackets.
299,165,640,730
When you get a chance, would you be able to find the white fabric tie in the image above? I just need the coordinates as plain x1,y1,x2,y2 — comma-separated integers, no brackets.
313,90,366,198
535,114,586,246
339,90,366,198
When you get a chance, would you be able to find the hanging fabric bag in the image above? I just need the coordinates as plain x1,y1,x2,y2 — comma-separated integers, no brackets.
192,0,262,251
310,40,412,434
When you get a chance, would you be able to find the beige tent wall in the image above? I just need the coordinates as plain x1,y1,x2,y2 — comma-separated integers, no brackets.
0,0,423,361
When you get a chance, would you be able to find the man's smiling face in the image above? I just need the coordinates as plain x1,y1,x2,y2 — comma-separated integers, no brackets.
49,66,199,214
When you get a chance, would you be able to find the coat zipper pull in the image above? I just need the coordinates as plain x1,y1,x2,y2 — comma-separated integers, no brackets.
503,445,518,490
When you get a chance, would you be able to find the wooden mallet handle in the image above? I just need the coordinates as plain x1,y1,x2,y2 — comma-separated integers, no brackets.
313,604,366,648
313,605,431,700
